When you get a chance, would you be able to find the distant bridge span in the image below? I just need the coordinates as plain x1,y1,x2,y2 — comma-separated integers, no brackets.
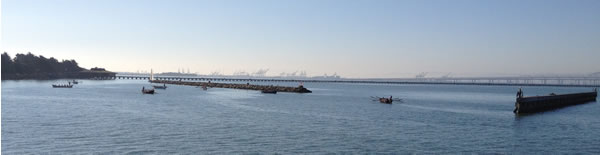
110,75,600,87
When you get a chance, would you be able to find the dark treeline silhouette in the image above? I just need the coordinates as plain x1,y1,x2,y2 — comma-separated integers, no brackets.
1,52,97,79
2,52,83,74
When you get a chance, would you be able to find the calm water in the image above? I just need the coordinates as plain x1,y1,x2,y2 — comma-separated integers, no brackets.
2,80,599,154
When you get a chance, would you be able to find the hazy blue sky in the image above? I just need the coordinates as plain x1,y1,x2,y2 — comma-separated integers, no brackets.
2,0,599,78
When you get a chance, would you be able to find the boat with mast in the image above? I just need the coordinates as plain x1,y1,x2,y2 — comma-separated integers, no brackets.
149,69,154,82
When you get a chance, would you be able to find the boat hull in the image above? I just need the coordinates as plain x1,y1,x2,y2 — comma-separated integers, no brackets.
379,98,393,104
153,86,167,89
52,85,73,88
142,90,155,94
261,90,277,94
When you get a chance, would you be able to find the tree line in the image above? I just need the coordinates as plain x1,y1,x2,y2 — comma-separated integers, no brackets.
1,52,84,75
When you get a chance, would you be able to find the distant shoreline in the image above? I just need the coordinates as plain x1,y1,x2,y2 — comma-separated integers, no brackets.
1,70,116,80
2,52,116,80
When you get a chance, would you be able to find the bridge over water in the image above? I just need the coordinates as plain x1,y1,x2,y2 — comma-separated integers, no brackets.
107,75,600,87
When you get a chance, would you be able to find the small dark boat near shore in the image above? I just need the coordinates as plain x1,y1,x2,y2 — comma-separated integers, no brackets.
153,84,167,89
261,89,277,94
142,87,155,94
52,84,73,88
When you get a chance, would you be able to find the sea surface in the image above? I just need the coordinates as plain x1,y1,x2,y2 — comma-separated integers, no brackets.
2,79,600,154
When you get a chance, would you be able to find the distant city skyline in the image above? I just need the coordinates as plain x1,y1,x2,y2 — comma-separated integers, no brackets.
2,0,600,78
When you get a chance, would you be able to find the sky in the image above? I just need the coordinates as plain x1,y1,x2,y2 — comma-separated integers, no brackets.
2,0,599,78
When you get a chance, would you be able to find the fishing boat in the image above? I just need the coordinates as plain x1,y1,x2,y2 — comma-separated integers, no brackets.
379,98,393,104
142,87,155,94
52,84,73,88
371,96,403,104
195,83,209,90
261,89,277,94
153,83,167,89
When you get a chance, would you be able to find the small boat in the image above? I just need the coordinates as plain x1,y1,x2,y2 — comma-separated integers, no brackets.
153,84,167,89
261,89,277,94
71,80,79,84
196,84,209,90
52,84,73,88
379,98,393,104
371,96,403,104
142,87,155,94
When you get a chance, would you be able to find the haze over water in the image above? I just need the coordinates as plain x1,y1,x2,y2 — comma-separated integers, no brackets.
3,0,600,77
2,80,599,154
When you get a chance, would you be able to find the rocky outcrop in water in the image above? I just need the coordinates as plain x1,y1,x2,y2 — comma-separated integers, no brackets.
151,80,312,93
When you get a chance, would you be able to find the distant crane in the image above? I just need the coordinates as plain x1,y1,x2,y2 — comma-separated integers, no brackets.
299,71,307,77
416,72,428,78
252,69,269,77
441,73,452,78
233,70,250,76
210,71,222,76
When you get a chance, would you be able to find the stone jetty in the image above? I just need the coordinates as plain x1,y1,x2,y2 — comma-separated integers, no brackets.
150,80,312,93
514,89,597,114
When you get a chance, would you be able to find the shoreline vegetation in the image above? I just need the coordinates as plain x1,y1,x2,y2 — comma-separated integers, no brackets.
1,52,115,80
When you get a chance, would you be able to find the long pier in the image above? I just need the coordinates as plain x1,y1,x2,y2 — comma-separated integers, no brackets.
113,75,600,87
151,80,312,93
514,89,598,114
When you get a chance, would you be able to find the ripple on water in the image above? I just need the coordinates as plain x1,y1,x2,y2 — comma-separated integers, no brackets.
2,80,600,153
